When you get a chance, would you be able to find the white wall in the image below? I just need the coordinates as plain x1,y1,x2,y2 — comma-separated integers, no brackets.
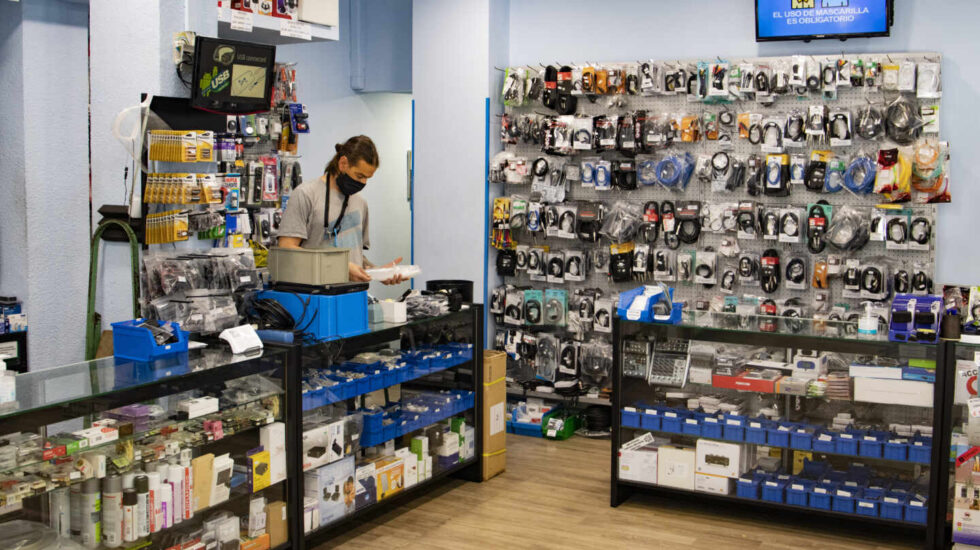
508,0,980,284
279,0,413,300
412,0,492,302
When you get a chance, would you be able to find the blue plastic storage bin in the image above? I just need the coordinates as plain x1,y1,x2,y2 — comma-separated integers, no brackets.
767,423,794,448
856,496,880,517
762,477,789,503
812,431,836,454
905,499,927,524
883,439,909,461
909,438,932,464
723,415,746,442
835,430,862,456
790,428,814,450
701,416,723,439
736,473,764,500
859,432,887,459
622,408,641,428
880,494,907,520
641,409,662,432
682,417,701,436
745,419,769,445
511,420,544,437
257,289,369,341
808,482,836,510
661,410,685,434
786,479,813,507
302,390,314,411
112,319,189,362
833,487,862,514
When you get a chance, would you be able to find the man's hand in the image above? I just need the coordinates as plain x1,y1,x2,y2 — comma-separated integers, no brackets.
349,262,371,282
380,257,408,286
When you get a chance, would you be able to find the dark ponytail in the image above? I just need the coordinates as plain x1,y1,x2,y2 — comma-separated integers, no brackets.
325,135,379,176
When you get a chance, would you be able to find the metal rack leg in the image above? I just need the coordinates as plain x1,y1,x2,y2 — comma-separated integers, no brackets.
286,344,305,550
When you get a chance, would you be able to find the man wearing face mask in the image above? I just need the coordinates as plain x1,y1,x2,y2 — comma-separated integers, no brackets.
277,135,407,285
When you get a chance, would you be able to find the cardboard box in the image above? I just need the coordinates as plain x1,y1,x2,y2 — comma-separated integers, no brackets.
483,350,507,480
375,457,404,500
241,533,270,550
260,422,287,485
463,426,476,461
696,439,750,478
853,377,933,408
395,448,419,488
657,445,696,490
695,473,734,495
265,501,287,547
712,372,780,393
618,447,658,484
354,461,377,511
305,455,355,526
302,419,345,471
247,448,271,492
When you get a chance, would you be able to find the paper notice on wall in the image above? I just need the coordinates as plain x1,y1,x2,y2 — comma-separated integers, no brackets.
280,20,312,40
230,10,253,32
489,403,504,436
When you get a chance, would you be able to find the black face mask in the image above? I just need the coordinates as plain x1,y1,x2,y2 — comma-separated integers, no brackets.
337,171,366,196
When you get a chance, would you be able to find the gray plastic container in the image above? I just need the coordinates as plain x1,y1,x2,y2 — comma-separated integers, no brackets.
268,247,350,285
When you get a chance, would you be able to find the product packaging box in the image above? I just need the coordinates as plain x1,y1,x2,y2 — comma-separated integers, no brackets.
483,350,507,480
374,457,405,500
657,445,696,490
303,497,318,533
618,447,658,485
302,418,345,471
437,428,460,471
248,447,272,493
192,453,215,511
354,461,377,511
696,439,751,478
72,426,118,447
241,533,271,550
211,453,235,506
304,455,355,526
463,426,476,461
695,473,734,495
265,501,288,547
424,456,433,481
853,377,933,408
260,422,287,485
395,448,419,488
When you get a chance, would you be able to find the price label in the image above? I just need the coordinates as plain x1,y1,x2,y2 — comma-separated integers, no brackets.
778,425,791,432
858,502,874,508
726,419,741,426
664,412,678,418
837,490,852,497
864,436,878,442
969,397,980,418
818,434,833,442
749,422,762,429
766,481,779,487
814,488,827,494
624,407,637,413
280,19,312,40
884,497,899,504
703,417,718,424
839,433,853,440
791,484,804,491
645,409,658,416
547,429,557,438
686,419,698,425
230,10,253,32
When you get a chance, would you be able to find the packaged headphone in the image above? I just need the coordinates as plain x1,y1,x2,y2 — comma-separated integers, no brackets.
504,288,525,325
779,207,802,244
556,204,578,239
593,299,613,333
564,250,586,282
528,247,546,281
524,289,544,326
536,333,558,381
558,339,578,377
677,252,694,284
546,251,565,284
496,249,516,277
515,245,529,272
544,289,567,327
737,254,760,287
720,267,737,294
694,249,717,285
785,257,807,290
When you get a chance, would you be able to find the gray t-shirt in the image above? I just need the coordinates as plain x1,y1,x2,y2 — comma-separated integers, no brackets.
278,176,370,267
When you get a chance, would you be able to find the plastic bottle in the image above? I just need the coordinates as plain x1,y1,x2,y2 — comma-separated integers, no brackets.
858,301,878,336
134,475,149,538
182,454,193,521
122,489,137,543
80,477,102,548
70,482,82,540
101,475,123,548
168,463,183,524
159,481,173,529
147,471,160,533
49,486,70,538
121,471,136,491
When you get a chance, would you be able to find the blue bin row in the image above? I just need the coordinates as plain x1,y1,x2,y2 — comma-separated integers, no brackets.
735,461,927,524
301,344,474,411
361,390,475,447
621,406,931,465
507,419,544,437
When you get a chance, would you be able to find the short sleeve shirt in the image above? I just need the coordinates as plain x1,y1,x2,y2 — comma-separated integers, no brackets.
277,176,370,267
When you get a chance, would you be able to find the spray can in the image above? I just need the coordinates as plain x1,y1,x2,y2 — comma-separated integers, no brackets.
122,489,137,543
80,477,102,548
134,475,149,538
159,481,173,529
168,463,184,524
147,471,160,533
101,475,123,548
48,486,70,538
182,453,193,521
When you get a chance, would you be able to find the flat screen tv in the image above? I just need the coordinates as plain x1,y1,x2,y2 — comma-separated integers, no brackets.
756,0,892,42
190,36,276,114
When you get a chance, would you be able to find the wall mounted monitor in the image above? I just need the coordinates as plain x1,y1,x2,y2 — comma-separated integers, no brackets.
756,0,892,42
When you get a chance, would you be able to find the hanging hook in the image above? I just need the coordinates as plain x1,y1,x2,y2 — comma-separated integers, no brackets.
494,66,506,73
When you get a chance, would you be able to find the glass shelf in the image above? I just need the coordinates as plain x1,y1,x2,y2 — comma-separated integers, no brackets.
0,348,287,433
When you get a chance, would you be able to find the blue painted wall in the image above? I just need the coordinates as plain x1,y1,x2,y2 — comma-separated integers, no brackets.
508,0,980,284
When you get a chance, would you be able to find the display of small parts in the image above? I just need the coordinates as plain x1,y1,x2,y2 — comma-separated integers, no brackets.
491,52,942,341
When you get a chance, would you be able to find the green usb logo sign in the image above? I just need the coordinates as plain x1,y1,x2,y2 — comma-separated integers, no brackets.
200,66,231,98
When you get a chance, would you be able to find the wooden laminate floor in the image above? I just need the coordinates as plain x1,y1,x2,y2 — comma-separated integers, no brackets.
318,435,922,549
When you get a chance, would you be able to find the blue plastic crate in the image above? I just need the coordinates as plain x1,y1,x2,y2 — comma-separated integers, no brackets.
905,499,927,524
856,496,880,517
736,474,764,500
258,290,368,341
112,319,189,362
511,419,544,438
786,479,813,507
812,431,836,453
761,478,788,503
723,415,746,442
808,482,836,510
881,494,907,520
883,440,909,462
682,417,701,436
661,411,685,434
859,434,885,459
835,431,862,456
641,410,662,431
767,423,794,448
302,390,314,411
701,416,723,439
622,408,641,428
745,419,768,445
832,487,861,514
790,428,814,450
909,438,932,464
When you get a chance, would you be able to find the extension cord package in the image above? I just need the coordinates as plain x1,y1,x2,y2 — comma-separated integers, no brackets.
482,350,507,480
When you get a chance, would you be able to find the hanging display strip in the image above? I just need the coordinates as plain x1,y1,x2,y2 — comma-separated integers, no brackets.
491,52,946,343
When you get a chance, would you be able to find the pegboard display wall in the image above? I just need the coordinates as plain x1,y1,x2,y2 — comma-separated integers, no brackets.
490,52,948,347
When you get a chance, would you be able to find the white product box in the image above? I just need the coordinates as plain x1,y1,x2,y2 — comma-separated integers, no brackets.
695,473,734,495
853,377,933,408
177,396,219,419
304,455,355,527
303,497,319,533
618,447,658,485
848,364,903,380
381,301,407,323
956,359,978,405
657,446,695,490
302,419,345,471
72,426,119,447
424,456,433,480
792,354,827,380
688,365,713,385
461,427,476,460
394,448,419,488
260,422,287,484
696,439,750,478
437,432,460,458
353,462,376,512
